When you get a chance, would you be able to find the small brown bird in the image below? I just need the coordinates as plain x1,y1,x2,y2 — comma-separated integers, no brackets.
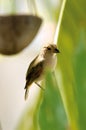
24,43,60,100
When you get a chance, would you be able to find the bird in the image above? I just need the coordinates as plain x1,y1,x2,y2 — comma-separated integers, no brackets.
24,43,60,100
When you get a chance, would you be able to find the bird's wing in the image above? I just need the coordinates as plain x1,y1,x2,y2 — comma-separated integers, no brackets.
26,56,44,82
24,56,44,100
26,55,38,80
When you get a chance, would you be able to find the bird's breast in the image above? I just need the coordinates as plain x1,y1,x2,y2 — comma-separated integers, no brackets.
44,55,57,71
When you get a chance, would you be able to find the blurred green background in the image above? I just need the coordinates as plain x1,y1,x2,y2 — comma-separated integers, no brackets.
0,0,86,130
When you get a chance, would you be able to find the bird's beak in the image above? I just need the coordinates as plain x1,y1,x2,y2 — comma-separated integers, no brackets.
54,48,60,53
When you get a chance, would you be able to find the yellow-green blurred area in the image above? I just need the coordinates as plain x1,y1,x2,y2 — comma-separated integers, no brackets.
0,0,86,130
57,0,86,130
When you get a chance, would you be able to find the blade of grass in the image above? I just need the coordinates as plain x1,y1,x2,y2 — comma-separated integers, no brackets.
54,0,66,45
55,0,86,130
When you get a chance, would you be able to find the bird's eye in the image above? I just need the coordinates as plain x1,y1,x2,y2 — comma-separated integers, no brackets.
47,47,51,50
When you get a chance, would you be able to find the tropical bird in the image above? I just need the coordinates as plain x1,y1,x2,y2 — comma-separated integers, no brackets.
24,43,60,100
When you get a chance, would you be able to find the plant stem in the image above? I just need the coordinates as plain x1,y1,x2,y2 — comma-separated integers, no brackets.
54,0,66,45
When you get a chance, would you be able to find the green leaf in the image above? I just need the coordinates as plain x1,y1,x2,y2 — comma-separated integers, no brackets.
74,30,86,130
57,0,86,130
39,72,67,130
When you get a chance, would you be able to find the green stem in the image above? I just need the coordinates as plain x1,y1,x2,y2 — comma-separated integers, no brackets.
54,0,79,130
54,0,66,45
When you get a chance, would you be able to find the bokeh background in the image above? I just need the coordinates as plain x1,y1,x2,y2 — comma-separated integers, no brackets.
0,0,86,130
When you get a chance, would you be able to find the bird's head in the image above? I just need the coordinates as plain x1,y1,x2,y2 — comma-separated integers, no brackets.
43,43,60,55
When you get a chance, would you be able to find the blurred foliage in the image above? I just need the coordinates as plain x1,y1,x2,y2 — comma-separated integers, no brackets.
39,72,67,130
16,88,43,130
57,0,86,130
74,30,86,130
16,0,86,130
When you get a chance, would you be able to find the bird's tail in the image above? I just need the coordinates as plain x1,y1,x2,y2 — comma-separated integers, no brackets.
24,80,32,100
25,88,29,100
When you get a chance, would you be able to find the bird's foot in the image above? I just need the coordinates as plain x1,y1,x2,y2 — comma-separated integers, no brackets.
35,82,45,91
